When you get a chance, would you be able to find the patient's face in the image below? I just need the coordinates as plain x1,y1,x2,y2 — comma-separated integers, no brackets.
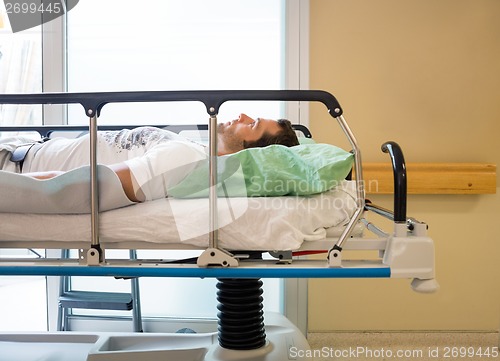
217,113,280,154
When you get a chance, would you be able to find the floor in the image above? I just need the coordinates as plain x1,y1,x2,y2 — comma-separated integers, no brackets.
307,332,499,361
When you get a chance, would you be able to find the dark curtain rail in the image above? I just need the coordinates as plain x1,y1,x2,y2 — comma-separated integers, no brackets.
0,90,343,118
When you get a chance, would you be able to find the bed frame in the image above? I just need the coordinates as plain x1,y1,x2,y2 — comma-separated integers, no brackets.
0,90,438,360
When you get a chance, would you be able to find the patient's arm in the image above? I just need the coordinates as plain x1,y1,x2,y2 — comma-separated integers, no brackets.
24,164,143,203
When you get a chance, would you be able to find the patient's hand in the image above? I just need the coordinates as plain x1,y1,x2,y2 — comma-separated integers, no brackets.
23,171,65,180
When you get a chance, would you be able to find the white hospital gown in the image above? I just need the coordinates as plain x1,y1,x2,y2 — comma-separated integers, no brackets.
23,127,208,201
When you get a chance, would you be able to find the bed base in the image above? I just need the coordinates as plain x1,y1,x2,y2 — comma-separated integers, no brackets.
1,312,309,361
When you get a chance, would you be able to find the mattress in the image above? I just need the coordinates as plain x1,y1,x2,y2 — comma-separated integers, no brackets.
0,181,357,251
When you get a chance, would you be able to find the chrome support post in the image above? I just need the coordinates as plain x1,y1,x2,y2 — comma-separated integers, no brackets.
365,203,395,221
88,114,104,265
197,113,238,267
328,115,365,266
208,114,218,248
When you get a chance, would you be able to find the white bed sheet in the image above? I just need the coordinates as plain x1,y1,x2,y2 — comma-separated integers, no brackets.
0,181,357,251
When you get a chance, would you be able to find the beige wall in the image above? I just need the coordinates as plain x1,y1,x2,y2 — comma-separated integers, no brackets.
308,0,500,331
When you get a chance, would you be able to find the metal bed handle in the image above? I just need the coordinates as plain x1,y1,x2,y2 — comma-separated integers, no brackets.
381,141,407,224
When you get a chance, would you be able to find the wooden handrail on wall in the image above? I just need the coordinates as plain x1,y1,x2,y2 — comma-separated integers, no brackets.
358,163,497,194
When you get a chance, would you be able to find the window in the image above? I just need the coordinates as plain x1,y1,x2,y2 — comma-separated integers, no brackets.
0,4,42,127
0,4,46,332
0,0,309,333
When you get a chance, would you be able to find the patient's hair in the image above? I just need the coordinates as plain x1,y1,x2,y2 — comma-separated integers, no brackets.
243,119,299,149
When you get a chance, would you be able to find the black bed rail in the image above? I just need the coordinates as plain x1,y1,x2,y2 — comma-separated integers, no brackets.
381,141,407,223
0,90,342,118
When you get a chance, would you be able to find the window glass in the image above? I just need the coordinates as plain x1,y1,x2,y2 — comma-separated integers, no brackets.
0,6,45,332
66,0,284,125
0,248,47,331
0,4,42,128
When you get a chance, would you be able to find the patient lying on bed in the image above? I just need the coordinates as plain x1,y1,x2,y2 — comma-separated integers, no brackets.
0,114,299,202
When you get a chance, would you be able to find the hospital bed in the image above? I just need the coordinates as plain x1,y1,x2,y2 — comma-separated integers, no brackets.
0,90,438,361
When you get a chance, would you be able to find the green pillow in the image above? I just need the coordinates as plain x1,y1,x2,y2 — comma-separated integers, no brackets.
168,143,354,198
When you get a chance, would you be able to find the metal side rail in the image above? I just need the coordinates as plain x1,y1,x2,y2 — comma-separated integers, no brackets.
0,90,354,266
0,258,391,278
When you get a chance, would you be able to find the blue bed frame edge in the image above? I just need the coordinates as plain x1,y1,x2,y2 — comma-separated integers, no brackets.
0,264,391,278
